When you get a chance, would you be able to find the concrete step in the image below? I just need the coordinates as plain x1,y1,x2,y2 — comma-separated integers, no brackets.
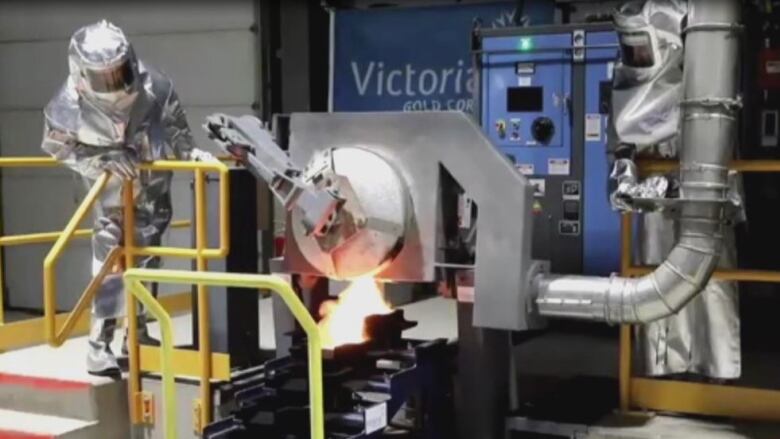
0,315,199,438
0,409,97,439
0,372,126,422
0,337,131,437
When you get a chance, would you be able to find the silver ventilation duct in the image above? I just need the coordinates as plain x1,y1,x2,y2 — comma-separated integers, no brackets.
535,0,741,324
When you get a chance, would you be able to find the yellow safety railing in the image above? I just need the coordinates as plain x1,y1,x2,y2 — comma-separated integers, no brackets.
119,160,230,429
620,158,780,421
41,160,229,351
12,156,231,430
0,157,189,341
0,155,237,433
124,268,325,439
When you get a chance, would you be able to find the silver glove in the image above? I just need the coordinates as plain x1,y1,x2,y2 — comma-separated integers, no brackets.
95,217,123,249
190,147,219,163
99,148,139,180
609,158,670,211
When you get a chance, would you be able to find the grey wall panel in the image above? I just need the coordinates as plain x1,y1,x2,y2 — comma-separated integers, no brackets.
0,40,69,111
0,1,254,42
0,110,71,177
0,31,256,110
5,241,92,310
1,174,81,234
0,1,258,311
2,173,90,309
132,31,257,108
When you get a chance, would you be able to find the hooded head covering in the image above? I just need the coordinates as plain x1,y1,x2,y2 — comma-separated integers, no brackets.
68,20,140,114
611,0,687,151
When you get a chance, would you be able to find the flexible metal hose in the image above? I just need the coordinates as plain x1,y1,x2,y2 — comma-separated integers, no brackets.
535,0,740,324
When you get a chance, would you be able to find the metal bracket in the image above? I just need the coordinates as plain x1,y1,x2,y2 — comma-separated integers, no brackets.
572,30,585,63
683,22,744,34
525,260,550,330
205,113,344,237
138,391,155,425
193,398,203,434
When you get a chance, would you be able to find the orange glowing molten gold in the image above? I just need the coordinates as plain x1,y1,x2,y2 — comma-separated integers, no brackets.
318,276,393,349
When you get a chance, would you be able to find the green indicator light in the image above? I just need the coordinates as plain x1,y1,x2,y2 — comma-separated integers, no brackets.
518,37,533,52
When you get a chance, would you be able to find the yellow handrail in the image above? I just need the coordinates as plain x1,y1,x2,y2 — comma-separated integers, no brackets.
124,269,325,439
0,156,225,326
636,158,780,175
42,173,110,345
0,220,190,247
42,160,229,352
0,157,58,167
118,160,231,427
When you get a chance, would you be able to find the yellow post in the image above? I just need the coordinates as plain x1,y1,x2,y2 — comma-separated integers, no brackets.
195,169,212,430
123,180,141,424
0,248,5,326
128,279,177,439
619,213,633,412
123,269,325,439
217,164,230,257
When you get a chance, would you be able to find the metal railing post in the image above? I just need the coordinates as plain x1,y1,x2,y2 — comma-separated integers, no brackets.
123,269,325,439
127,279,177,439
0,249,5,326
124,180,142,424
194,168,212,431
619,213,633,412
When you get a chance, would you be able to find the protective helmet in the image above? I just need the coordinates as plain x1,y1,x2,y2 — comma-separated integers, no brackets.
613,0,686,72
68,20,139,109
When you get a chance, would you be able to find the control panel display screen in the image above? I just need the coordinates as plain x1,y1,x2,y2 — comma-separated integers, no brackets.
507,86,543,112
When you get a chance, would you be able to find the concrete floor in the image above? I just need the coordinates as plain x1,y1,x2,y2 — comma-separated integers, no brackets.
588,414,780,439
2,296,780,438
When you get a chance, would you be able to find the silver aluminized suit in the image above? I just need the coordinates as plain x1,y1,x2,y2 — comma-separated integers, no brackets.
41,21,208,375
610,1,741,379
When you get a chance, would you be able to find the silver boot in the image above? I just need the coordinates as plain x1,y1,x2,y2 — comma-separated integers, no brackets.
87,317,120,377
121,313,161,357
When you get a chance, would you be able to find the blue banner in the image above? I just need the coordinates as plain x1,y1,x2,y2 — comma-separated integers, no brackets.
331,1,555,112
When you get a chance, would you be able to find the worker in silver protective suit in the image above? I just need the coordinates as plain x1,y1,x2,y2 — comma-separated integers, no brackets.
609,1,741,379
41,21,216,376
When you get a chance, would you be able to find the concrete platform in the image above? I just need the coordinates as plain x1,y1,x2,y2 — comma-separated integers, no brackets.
0,296,452,437
0,409,96,439
4,295,777,439
591,413,780,439
509,413,780,438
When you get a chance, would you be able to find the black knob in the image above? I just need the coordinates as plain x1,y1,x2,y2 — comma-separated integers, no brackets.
531,117,555,145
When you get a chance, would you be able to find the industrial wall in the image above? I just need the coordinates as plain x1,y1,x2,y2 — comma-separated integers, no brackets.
0,1,259,311
340,0,621,24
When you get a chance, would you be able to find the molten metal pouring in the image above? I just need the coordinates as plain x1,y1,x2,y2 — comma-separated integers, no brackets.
317,276,393,349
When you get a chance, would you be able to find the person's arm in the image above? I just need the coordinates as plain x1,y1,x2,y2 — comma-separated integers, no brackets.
162,87,219,163
41,116,137,180
161,88,196,160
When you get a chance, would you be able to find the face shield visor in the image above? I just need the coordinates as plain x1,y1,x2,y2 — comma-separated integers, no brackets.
619,31,656,68
82,58,136,94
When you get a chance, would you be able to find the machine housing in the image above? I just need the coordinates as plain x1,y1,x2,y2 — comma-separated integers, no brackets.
475,24,621,276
